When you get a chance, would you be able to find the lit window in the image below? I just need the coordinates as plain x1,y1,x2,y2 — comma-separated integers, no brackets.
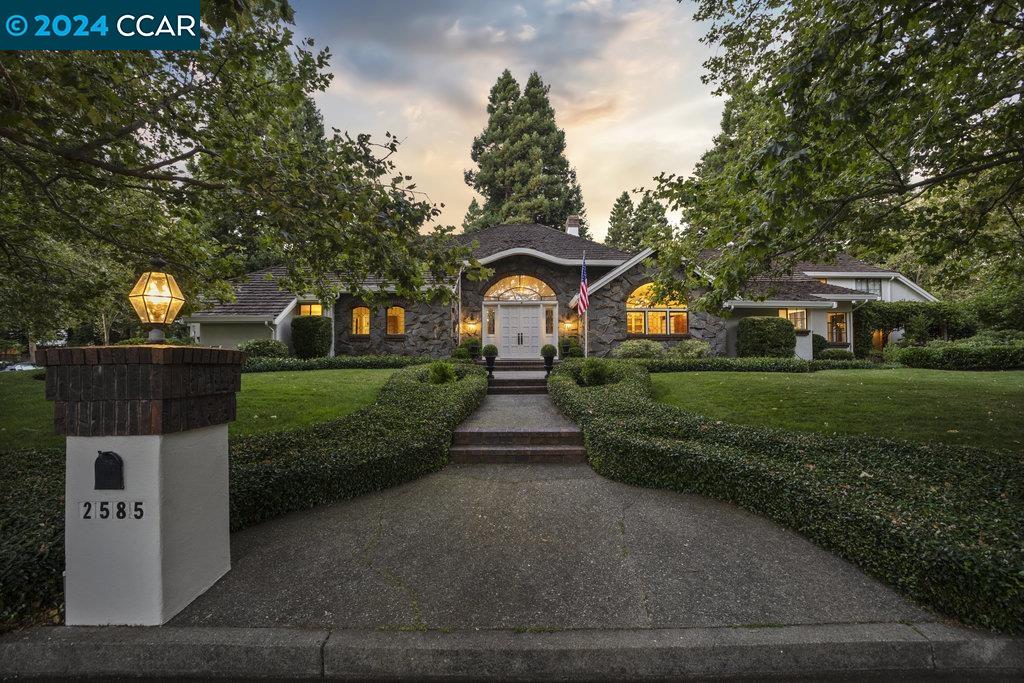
386,307,405,335
299,303,322,316
778,308,808,330
484,275,556,301
352,307,370,335
626,283,688,336
545,308,554,335
855,278,882,296
828,312,847,343
486,308,496,335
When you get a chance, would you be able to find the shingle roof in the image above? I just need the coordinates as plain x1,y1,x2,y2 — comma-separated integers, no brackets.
455,223,633,261
190,267,296,318
793,253,888,273
740,277,875,302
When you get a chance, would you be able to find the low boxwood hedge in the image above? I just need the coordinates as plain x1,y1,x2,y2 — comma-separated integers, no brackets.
549,358,1024,635
243,354,433,373
0,364,487,627
637,356,882,373
887,339,1024,370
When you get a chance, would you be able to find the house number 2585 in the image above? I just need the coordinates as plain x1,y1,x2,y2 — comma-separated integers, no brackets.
79,500,145,520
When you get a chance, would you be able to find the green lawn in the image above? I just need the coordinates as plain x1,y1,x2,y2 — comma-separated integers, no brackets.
0,368,395,451
651,368,1024,452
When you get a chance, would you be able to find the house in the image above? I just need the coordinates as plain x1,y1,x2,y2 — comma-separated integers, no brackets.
186,218,935,359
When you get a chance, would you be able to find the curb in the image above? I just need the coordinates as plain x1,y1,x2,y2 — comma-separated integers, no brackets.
2,622,1022,680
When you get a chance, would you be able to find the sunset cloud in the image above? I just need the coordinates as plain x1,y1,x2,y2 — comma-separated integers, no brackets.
294,0,722,239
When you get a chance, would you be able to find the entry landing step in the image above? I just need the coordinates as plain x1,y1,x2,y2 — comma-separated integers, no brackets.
487,377,547,395
450,428,585,463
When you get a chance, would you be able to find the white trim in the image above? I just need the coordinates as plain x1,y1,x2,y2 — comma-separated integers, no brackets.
185,314,277,323
802,271,937,301
273,298,299,325
569,248,655,308
811,293,880,301
477,248,624,268
726,300,838,309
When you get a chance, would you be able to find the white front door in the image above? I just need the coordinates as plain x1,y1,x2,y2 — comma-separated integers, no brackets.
499,305,542,359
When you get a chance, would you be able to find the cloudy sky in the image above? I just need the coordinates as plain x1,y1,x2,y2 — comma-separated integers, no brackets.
293,0,723,241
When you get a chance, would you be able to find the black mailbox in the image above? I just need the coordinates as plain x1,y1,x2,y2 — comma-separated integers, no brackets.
94,451,124,490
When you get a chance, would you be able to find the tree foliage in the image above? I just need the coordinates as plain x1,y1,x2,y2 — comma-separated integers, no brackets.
464,70,589,237
604,191,634,249
656,0,1024,310
0,3,474,343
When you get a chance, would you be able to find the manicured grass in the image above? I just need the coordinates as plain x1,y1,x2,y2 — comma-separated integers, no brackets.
651,368,1024,452
0,368,395,451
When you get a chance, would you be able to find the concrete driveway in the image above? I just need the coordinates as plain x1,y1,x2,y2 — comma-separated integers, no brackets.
173,463,931,630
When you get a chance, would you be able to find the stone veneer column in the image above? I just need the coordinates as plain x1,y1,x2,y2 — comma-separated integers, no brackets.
39,345,244,625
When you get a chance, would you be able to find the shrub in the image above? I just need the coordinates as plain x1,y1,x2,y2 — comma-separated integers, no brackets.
483,344,498,358
886,338,1024,370
451,347,471,360
611,338,665,358
2,365,489,625
817,348,855,360
578,358,610,386
667,339,711,358
559,336,584,358
243,354,430,373
812,334,828,358
853,301,978,357
547,359,1024,635
237,338,289,358
541,343,557,358
0,340,24,354
426,360,457,384
737,317,796,358
291,315,333,359
458,336,482,359
638,357,881,373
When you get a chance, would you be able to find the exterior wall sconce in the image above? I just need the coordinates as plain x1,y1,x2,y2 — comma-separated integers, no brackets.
464,316,480,335
128,257,185,344
561,318,578,333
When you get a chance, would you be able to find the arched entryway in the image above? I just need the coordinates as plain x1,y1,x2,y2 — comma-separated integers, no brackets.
482,275,559,359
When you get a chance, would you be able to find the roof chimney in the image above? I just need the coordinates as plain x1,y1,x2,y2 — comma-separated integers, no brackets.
565,215,580,237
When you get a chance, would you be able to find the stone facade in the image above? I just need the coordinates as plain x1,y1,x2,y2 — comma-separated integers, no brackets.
333,294,456,357
332,255,730,358
584,261,728,357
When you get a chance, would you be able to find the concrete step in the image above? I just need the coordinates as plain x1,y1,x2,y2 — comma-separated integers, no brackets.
453,429,583,447
449,444,587,464
487,385,548,395
488,377,547,387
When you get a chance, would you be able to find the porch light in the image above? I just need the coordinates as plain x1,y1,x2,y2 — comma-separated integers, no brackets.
128,257,185,344
464,316,480,335
561,318,578,332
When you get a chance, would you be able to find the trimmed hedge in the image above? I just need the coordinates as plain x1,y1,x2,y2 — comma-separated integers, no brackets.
611,338,664,358
737,316,796,357
816,348,856,361
230,363,487,529
887,339,1024,370
549,359,1024,635
291,315,333,359
1,365,487,626
668,339,711,358
243,354,432,373
237,338,289,358
638,356,882,373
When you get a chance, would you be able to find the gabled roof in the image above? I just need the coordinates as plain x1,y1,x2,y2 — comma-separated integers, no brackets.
190,267,296,319
738,278,877,303
455,223,633,264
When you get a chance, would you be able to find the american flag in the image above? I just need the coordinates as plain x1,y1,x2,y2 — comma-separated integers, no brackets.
577,253,589,315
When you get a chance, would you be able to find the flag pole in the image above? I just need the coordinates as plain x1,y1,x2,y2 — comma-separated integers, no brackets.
582,251,589,357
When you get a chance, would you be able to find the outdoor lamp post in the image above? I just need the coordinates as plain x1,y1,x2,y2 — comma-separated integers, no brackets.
128,258,185,343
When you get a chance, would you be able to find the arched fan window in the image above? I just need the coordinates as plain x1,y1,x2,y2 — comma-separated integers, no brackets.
626,283,688,335
484,275,556,301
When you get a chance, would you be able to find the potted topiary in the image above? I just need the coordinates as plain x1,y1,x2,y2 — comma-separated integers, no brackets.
541,343,557,376
482,344,498,379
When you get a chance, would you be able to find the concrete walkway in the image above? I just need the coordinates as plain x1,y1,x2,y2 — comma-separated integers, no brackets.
3,465,1022,679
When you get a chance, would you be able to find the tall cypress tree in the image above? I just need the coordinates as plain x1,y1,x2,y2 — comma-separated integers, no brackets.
461,197,489,234
464,70,589,237
632,193,672,249
605,191,635,249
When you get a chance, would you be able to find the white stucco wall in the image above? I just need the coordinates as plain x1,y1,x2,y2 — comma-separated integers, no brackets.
193,322,271,349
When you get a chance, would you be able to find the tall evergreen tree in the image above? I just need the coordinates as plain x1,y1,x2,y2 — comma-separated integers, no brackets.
461,197,490,234
632,193,672,250
464,70,589,238
605,191,635,249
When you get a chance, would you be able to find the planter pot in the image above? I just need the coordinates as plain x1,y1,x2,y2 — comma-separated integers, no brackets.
542,355,554,376
484,356,496,379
